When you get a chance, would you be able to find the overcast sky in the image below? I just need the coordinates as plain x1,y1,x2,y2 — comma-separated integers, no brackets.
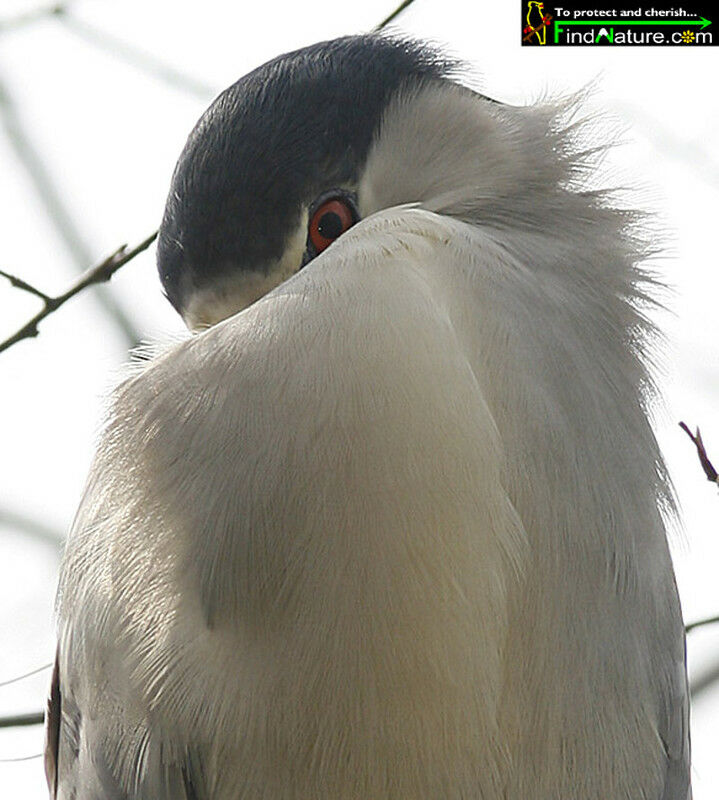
1,0,718,796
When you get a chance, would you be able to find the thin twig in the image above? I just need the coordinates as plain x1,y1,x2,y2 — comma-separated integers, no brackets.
679,422,719,484
57,10,216,100
375,0,420,31
691,660,719,700
0,663,53,689
0,0,417,364
677,424,719,692
0,270,51,302
0,73,140,348
0,507,64,549
0,753,43,762
686,615,719,634
0,231,157,355
0,711,44,729
0,4,65,34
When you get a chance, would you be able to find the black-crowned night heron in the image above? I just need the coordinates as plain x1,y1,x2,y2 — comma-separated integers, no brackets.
45,34,691,799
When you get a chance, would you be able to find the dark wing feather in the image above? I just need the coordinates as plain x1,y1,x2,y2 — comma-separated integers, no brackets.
44,651,61,798
43,647,206,799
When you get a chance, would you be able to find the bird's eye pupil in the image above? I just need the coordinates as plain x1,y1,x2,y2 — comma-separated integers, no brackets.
317,212,343,240
307,195,357,256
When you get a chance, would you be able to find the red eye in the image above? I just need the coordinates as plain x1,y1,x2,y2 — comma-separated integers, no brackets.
309,198,356,253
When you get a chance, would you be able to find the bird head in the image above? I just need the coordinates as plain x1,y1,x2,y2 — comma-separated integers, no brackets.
156,35,485,329
156,33,653,395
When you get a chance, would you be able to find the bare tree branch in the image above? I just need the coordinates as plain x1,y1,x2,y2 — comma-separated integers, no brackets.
375,0,420,30
679,422,719,484
0,752,43,762
0,272,51,302
686,615,719,634
0,3,66,35
0,506,63,549
691,661,719,700
56,9,216,100
0,0,419,364
0,711,44,728
0,73,141,348
0,663,53,688
677,423,719,693
0,231,157,355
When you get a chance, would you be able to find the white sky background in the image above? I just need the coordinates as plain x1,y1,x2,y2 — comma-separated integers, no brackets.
1,0,718,796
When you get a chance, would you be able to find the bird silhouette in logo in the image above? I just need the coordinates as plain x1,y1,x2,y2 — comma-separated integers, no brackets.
525,1,549,45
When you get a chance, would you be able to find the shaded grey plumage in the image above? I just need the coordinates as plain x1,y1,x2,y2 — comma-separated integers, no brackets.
47,33,691,799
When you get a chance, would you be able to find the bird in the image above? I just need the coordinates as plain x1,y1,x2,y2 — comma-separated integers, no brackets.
45,33,691,799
